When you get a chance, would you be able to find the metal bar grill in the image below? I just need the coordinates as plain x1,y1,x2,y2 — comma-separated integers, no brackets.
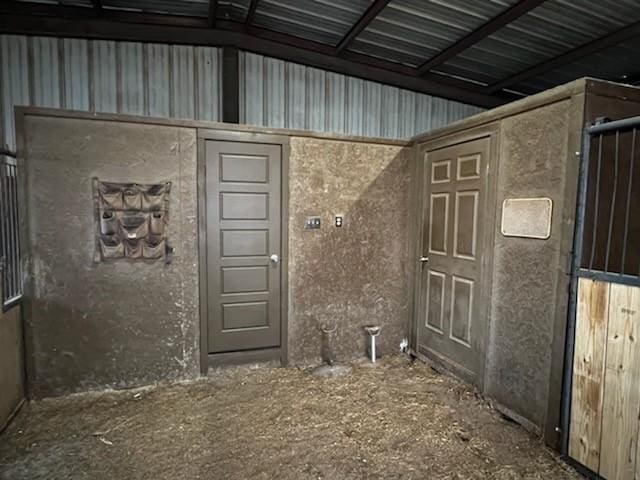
561,114,640,457
577,116,640,286
0,148,22,310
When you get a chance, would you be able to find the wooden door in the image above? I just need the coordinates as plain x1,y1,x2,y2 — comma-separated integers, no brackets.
416,137,490,383
205,140,282,353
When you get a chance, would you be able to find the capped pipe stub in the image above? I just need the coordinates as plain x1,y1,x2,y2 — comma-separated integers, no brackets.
364,325,381,336
320,324,337,334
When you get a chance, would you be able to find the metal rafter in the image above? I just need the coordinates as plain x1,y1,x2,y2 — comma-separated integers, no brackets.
487,20,640,93
417,0,548,76
209,0,218,27
245,0,259,27
336,0,390,54
92,0,103,16
0,8,509,108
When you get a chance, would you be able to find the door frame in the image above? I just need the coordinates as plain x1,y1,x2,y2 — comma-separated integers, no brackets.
410,123,500,390
197,129,290,374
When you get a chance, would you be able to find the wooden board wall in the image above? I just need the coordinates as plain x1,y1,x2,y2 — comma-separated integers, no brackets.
570,278,610,472
569,279,640,480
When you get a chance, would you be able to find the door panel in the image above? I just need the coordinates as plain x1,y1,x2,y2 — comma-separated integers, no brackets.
206,140,282,353
417,136,490,382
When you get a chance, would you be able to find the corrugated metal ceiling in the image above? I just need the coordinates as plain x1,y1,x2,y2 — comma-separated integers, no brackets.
252,0,373,46
100,0,210,17
9,0,640,97
350,0,520,68
520,35,640,93
439,0,640,88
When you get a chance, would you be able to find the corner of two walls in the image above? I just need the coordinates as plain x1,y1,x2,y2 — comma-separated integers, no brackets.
286,137,412,365
22,114,414,397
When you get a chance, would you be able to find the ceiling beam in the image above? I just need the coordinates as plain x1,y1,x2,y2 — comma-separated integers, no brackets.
245,0,259,27
336,0,390,54
417,0,548,76
0,12,507,108
0,1,206,27
622,72,640,85
209,0,218,28
92,0,102,16
487,20,640,93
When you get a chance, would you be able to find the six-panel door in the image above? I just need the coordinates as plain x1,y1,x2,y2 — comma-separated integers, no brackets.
417,137,490,382
205,140,282,353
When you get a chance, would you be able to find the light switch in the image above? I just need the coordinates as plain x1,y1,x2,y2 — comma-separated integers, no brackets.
335,215,343,227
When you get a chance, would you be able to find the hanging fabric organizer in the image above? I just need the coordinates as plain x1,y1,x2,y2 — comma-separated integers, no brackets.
93,178,173,263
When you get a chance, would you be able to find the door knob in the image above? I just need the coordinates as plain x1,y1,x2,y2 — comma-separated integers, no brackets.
419,256,429,263
270,254,280,264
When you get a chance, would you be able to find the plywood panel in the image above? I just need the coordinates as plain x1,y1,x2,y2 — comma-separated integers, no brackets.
600,283,640,480
569,278,610,472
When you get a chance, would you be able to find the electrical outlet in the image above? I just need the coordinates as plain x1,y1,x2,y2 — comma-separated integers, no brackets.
305,216,321,229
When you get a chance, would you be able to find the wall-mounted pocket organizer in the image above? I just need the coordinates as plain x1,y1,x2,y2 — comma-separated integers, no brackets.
93,179,173,263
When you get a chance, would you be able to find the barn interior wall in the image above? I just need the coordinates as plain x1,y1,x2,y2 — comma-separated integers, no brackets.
287,137,411,364
21,116,200,397
486,98,578,431
19,112,412,395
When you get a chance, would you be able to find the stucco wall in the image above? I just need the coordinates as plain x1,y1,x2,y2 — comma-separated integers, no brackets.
486,100,576,429
287,138,411,364
22,116,200,397
0,305,23,428
20,113,411,395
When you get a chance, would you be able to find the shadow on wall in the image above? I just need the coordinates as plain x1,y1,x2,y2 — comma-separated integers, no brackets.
287,139,412,366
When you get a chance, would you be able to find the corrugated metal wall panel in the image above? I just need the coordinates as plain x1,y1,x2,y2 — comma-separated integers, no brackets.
0,35,482,149
0,35,222,150
306,67,325,132
195,47,222,122
1,36,30,151
363,81,382,138
239,51,484,140
146,43,171,118
119,42,144,115
287,62,307,130
325,72,346,135
414,94,432,134
381,85,399,138
242,50,264,126
345,77,364,136
62,39,90,111
92,40,118,114
264,57,285,128
31,37,61,109
171,46,196,119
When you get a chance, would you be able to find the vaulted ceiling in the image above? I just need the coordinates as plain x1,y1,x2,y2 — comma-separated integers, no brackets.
1,0,639,108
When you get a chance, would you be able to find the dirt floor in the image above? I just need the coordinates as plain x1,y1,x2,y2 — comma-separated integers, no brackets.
0,356,580,480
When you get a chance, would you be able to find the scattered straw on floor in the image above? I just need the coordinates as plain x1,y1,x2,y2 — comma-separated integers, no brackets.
0,356,580,480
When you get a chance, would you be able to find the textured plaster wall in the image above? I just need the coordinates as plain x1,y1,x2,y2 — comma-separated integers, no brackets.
22,117,199,397
486,100,573,428
0,306,23,427
287,138,411,365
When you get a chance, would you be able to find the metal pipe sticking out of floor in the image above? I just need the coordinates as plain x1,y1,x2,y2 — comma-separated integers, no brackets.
364,325,382,363
311,323,352,377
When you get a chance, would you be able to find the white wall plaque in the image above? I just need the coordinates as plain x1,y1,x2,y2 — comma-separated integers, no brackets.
501,197,553,239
